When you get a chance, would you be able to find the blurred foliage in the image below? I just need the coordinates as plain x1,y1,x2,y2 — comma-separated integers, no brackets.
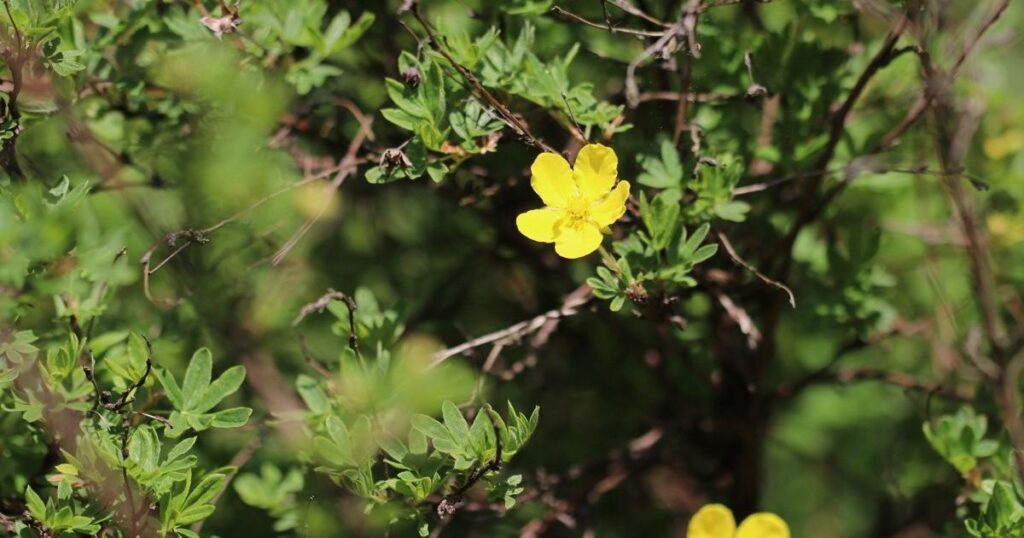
1,0,1023,537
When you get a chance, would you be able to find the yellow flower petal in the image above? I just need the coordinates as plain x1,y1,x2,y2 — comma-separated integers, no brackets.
516,208,561,243
553,223,603,259
591,180,630,227
687,504,736,538
573,143,618,202
736,513,790,538
531,152,575,208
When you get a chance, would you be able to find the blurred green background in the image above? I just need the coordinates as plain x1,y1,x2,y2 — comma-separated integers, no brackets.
3,0,1024,536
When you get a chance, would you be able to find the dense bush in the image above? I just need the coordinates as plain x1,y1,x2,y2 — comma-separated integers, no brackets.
2,0,1023,536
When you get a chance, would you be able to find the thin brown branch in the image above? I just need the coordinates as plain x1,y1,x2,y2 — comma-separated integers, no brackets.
335,98,376,142
139,102,370,306
713,290,762,350
635,90,752,104
698,0,773,11
408,3,557,153
716,231,795,308
550,6,664,36
625,24,683,108
880,0,1009,149
293,288,360,359
297,333,336,386
778,320,931,398
826,368,971,401
672,1,701,146
0,0,25,180
271,125,367,266
793,13,911,223
107,336,153,412
1001,351,1024,483
931,104,1007,353
430,287,592,369
607,0,671,27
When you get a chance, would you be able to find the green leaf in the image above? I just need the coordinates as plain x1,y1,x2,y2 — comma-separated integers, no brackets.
326,415,351,453
468,410,494,458
156,367,185,410
320,11,351,54
165,438,197,463
411,414,453,445
691,244,718,264
637,138,684,189
185,412,215,431
385,78,427,118
381,108,421,131
378,436,408,462
24,486,46,520
682,223,711,256
129,425,160,471
409,428,428,455
422,61,446,123
125,332,149,373
328,12,374,53
986,481,1024,530
192,365,245,413
185,473,226,509
426,161,448,183
640,192,681,252
296,374,329,414
181,348,213,411
715,200,750,222
175,503,215,525
442,401,470,446
210,407,252,429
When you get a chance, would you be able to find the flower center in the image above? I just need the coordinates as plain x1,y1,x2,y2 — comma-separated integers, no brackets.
563,198,591,229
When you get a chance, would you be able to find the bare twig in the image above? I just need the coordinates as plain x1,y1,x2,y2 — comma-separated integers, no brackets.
436,422,503,520
625,30,681,108
608,0,671,27
716,231,795,308
293,288,360,359
713,290,762,349
1001,351,1024,482
108,336,153,412
3,0,21,49
789,13,911,230
336,98,376,142
271,125,368,266
733,162,987,197
138,165,345,305
297,333,336,384
635,90,753,104
550,6,663,36
0,0,26,180
408,3,557,153
672,1,701,146
140,101,368,306
430,288,592,369
818,368,971,401
879,0,1010,149
698,0,772,11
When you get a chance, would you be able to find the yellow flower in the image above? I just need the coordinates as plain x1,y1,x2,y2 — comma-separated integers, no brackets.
516,143,630,259
983,129,1024,160
687,504,790,538
988,213,1024,246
